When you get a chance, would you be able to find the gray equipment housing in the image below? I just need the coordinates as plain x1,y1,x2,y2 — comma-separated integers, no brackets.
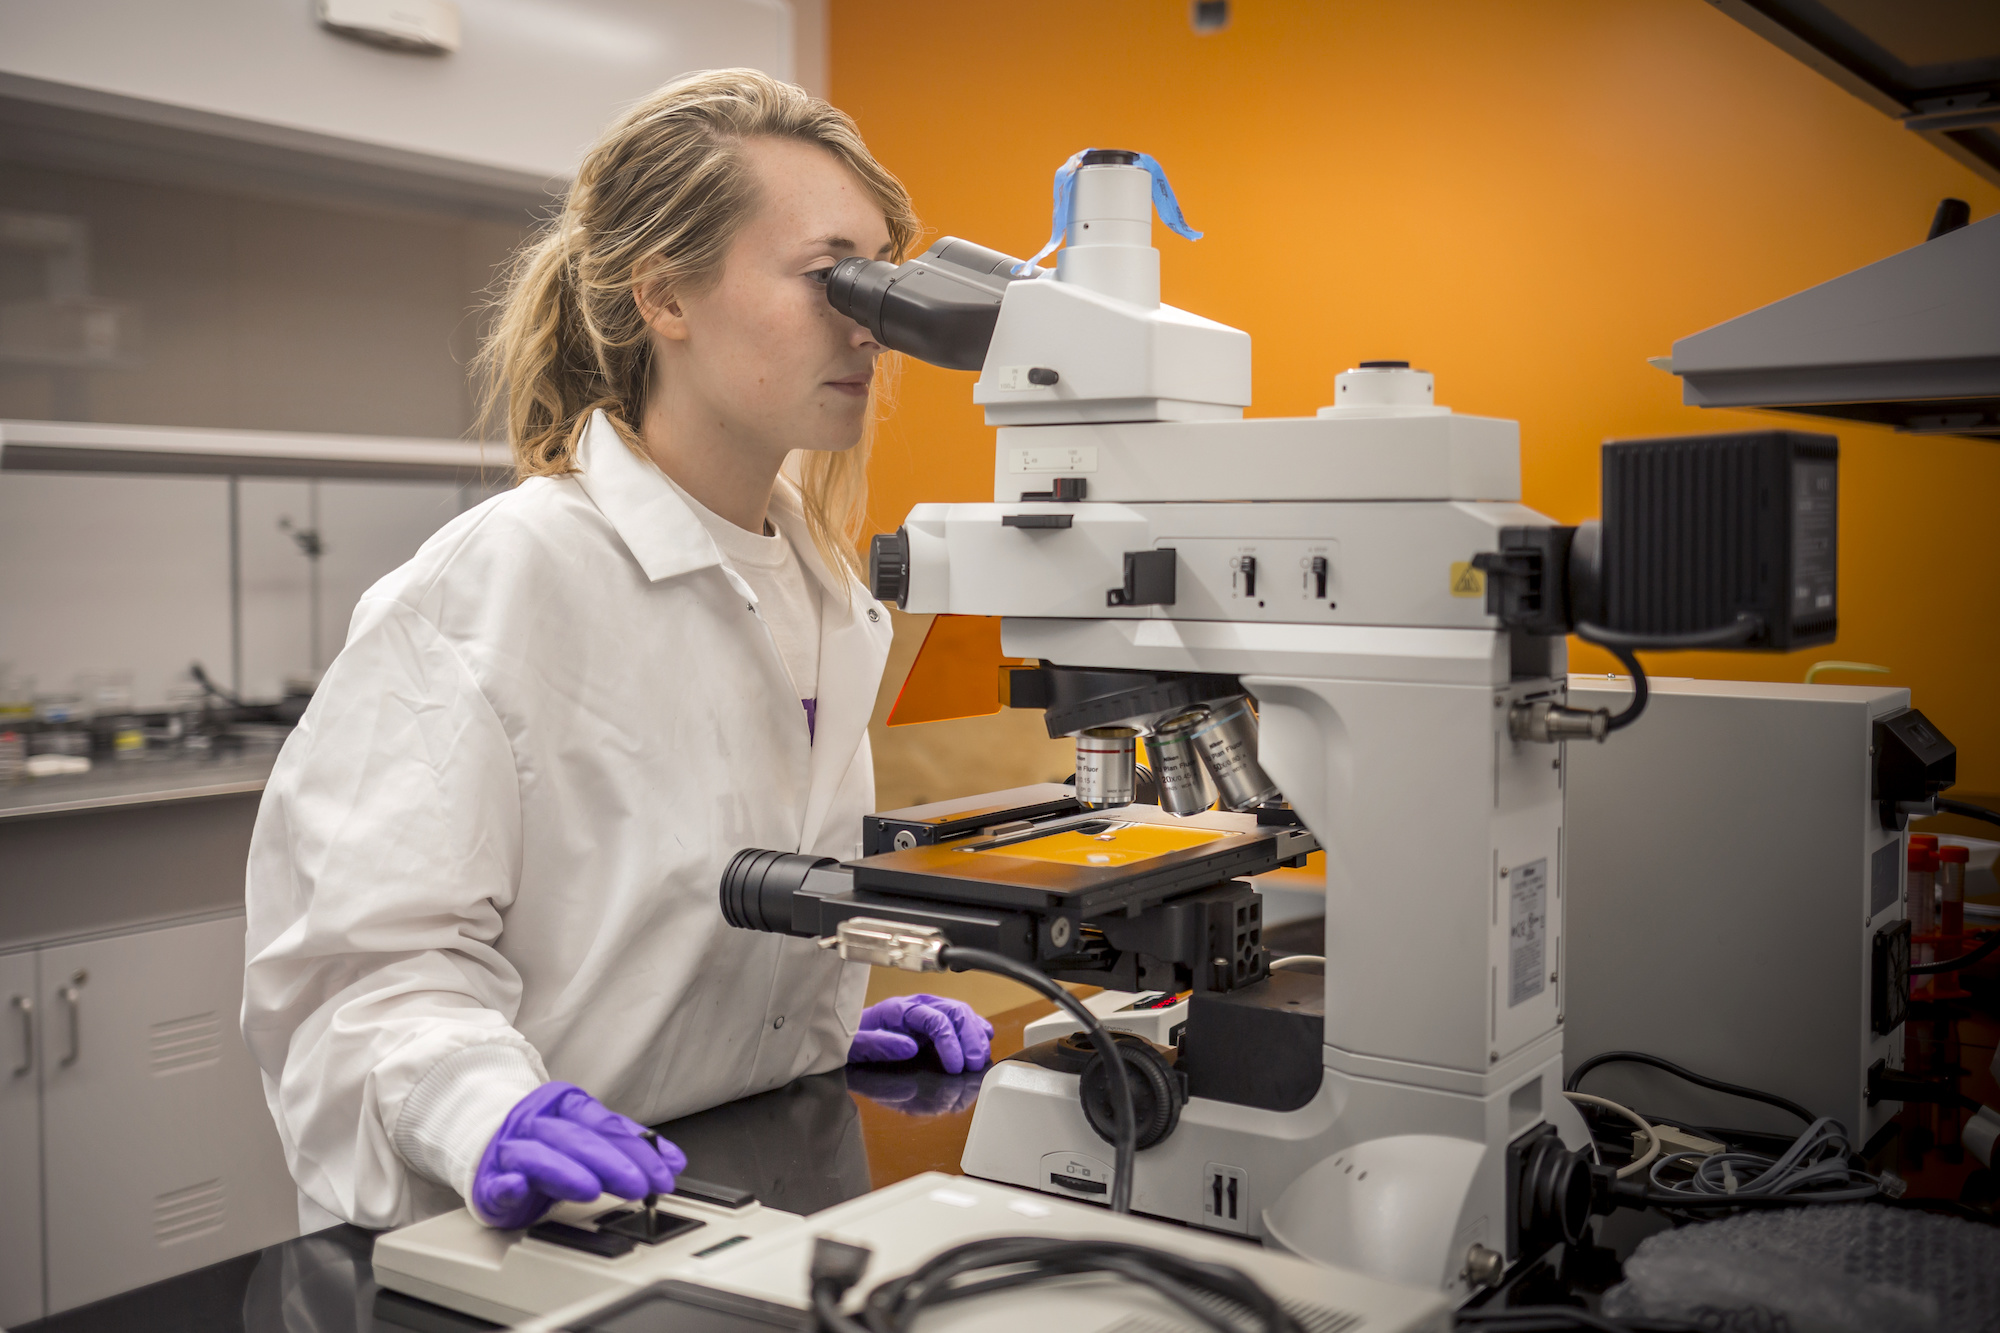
1669,212,2000,440
1563,675,1912,1147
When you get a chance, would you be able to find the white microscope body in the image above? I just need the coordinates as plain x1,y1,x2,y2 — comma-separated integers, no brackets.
887,157,1588,1297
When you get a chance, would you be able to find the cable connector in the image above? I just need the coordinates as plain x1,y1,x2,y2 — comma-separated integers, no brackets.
1508,699,1610,744
1866,1059,1971,1109
809,1236,873,1332
818,917,947,972
1649,1123,1727,1159
810,1236,873,1295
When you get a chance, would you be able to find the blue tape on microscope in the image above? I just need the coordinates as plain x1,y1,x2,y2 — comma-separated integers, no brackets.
1022,149,1204,271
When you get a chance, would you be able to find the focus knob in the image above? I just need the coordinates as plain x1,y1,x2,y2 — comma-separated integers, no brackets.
869,528,909,608
1078,1034,1185,1151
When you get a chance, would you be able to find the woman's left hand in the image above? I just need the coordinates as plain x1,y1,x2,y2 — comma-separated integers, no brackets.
850,995,993,1074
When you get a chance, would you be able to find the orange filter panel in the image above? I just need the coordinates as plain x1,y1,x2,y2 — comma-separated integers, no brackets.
993,823,1226,868
886,614,1026,727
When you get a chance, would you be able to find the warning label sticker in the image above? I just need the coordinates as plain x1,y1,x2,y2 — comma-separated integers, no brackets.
1449,561,1486,598
1508,859,1548,1008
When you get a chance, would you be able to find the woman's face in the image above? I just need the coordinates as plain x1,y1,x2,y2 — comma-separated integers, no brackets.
646,136,894,461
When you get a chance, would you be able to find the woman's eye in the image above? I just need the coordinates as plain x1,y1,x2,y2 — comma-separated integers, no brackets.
806,267,834,287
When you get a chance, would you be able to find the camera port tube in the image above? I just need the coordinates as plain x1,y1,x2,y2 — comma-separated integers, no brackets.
1145,709,1215,815
1189,696,1280,811
1075,727,1139,808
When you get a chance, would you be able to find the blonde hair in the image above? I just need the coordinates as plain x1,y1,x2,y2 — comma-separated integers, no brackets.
478,68,920,577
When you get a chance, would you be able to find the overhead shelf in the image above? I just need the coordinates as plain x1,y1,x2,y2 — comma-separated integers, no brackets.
0,418,508,483
1667,213,2000,440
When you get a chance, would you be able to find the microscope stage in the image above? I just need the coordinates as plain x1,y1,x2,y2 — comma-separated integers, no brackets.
851,806,1316,917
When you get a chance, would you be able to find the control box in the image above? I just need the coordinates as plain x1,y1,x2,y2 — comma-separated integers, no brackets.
1563,676,1910,1149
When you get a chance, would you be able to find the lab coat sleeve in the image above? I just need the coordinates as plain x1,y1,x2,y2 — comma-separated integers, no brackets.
242,594,548,1228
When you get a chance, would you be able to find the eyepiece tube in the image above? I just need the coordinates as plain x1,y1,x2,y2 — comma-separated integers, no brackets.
823,237,1031,372
826,256,896,338
720,848,848,937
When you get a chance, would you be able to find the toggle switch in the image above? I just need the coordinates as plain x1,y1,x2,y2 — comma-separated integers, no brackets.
1234,555,1257,598
1308,555,1328,600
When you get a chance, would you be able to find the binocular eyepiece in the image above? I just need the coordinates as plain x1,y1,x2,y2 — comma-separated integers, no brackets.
824,238,1032,372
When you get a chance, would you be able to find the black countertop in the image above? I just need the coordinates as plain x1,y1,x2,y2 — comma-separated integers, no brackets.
13,1042,997,1333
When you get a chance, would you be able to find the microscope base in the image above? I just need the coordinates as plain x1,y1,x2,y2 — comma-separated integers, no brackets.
960,1035,1586,1300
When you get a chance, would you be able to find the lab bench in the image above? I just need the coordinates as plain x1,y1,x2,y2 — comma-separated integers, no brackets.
0,749,295,1327
9,1000,1054,1333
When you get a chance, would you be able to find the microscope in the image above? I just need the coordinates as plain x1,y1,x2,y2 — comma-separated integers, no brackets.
721,149,1838,1299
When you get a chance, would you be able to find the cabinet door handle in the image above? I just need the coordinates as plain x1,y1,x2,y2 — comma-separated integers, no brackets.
8,996,28,1078
59,971,86,1068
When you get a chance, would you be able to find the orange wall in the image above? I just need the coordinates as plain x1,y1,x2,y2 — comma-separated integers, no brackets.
833,0,2000,794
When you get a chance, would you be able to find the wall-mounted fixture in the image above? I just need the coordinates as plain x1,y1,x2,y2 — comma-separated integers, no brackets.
315,0,462,55
1659,212,1999,441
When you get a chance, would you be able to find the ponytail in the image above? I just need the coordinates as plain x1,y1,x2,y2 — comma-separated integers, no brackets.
476,69,919,578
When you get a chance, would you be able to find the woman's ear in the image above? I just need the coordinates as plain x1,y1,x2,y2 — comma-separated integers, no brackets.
634,277,689,343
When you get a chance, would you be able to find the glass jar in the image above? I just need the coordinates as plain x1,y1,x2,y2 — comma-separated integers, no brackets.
33,691,89,756
1937,844,1968,938
87,671,145,761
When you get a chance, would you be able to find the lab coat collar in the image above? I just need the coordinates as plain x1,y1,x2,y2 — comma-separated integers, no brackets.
571,411,870,616
569,411,891,851
570,411,723,585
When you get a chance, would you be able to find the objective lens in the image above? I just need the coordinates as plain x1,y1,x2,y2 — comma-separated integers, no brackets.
1146,709,1215,816
1188,696,1279,811
1075,727,1139,808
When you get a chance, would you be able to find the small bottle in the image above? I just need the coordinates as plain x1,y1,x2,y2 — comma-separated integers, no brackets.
0,667,34,726
1907,844,1936,935
1937,845,1968,938
164,674,211,753
33,690,89,757
89,672,144,761
1908,844,1938,998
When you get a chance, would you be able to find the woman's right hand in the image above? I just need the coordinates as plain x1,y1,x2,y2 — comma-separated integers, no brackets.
470,1082,686,1229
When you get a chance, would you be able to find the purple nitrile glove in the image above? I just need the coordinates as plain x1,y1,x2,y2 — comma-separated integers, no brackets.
469,1082,686,1230
849,995,994,1075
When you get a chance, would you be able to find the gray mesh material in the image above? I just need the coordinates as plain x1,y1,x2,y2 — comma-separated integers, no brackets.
1601,1203,2000,1333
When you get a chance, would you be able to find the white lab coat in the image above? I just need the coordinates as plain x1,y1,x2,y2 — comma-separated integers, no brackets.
242,411,890,1228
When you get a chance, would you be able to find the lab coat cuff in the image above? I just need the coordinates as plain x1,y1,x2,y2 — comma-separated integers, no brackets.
391,1043,547,1205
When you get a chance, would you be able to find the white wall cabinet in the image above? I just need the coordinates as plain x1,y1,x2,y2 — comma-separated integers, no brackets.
0,950,42,1330
0,913,298,1321
0,0,797,197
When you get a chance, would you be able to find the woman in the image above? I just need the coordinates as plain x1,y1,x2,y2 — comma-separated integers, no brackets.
242,69,991,1232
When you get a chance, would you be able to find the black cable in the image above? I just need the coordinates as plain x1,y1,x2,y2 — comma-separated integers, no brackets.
1459,1308,1703,1333
1571,612,1763,734
812,1281,867,1333
1566,1050,1816,1127
188,661,243,707
855,1235,1299,1333
1595,642,1648,732
1909,930,2000,975
1616,1189,1877,1211
1936,797,2000,830
938,946,1135,1213
1573,613,1763,651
